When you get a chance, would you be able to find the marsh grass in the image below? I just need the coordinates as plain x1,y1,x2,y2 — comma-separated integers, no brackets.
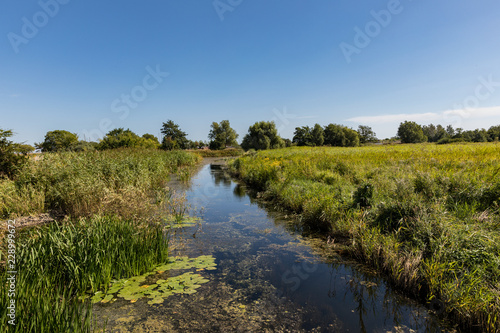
0,148,201,332
0,148,200,219
0,215,170,332
188,148,244,158
230,143,500,332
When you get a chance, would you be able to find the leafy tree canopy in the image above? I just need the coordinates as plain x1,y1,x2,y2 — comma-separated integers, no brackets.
208,120,239,150
0,129,28,178
293,124,324,146
160,120,189,150
397,121,427,144
98,128,157,150
36,130,79,152
241,121,285,151
357,125,377,144
324,124,360,147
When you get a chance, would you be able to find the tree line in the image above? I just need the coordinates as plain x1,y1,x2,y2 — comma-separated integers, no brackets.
397,121,500,144
2,119,500,177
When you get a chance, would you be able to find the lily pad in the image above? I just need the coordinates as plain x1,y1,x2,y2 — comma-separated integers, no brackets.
89,255,216,304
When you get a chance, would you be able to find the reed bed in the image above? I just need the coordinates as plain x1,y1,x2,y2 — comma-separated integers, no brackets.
229,143,500,332
1,148,200,219
0,148,200,332
0,215,169,332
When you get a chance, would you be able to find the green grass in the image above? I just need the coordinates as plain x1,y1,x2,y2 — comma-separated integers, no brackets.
229,143,500,332
0,215,170,332
188,148,244,158
0,148,202,332
1,148,200,219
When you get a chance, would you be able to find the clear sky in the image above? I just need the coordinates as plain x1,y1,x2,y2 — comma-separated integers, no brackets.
1,0,500,145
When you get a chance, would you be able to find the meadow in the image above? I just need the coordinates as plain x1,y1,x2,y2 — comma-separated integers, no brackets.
0,149,200,332
229,143,500,332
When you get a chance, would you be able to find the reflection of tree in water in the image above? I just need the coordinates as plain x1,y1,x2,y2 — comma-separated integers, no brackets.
209,164,232,187
233,184,246,198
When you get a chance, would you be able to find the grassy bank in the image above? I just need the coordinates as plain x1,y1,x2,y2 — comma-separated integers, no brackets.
0,148,200,219
188,148,244,158
0,216,169,332
229,144,500,332
0,148,200,332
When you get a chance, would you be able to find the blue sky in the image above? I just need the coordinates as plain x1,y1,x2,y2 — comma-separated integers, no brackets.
1,0,500,145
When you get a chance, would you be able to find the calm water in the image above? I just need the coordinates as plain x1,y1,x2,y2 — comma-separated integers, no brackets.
95,160,449,332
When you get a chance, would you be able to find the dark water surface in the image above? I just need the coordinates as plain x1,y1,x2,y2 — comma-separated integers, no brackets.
95,160,448,332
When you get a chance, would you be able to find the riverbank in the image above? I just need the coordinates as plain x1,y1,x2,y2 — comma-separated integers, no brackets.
0,148,201,332
228,143,500,332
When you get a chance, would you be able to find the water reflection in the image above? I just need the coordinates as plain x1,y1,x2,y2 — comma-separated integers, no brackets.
94,161,448,332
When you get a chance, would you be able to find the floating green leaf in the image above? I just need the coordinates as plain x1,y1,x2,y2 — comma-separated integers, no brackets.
89,255,216,304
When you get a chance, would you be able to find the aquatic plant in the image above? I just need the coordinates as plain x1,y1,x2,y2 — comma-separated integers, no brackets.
0,148,200,219
0,215,170,332
229,143,500,332
88,256,216,305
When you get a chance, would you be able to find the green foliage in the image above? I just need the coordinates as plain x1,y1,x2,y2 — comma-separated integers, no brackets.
88,255,216,305
71,141,98,152
0,215,170,332
142,133,160,144
292,126,313,146
97,128,157,150
36,130,79,152
487,125,500,141
324,123,360,147
160,120,189,150
208,120,239,150
240,121,285,151
0,129,28,178
357,125,377,144
2,148,200,219
12,143,35,154
422,124,448,142
397,121,427,143
192,148,244,158
292,124,324,146
353,183,373,208
229,144,500,332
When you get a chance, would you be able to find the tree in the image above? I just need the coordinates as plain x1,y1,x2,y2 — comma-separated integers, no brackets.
160,120,189,150
357,125,377,144
487,125,500,142
397,121,427,143
142,133,160,144
293,124,324,147
71,141,98,152
471,129,488,142
423,124,447,142
0,129,28,178
13,143,35,155
311,124,324,146
446,125,455,137
324,124,360,147
208,120,239,150
292,126,312,146
36,130,79,152
240,121,285,150
98,128,157,150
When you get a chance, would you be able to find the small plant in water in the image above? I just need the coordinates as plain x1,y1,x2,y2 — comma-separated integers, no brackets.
86,255,216,305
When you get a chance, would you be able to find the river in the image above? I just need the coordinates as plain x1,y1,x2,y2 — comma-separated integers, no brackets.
94,159,448,332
